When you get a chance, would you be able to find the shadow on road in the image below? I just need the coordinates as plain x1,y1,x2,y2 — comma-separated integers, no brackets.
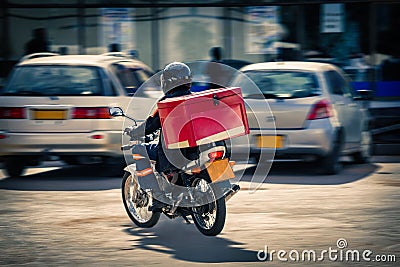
240,161,380,185
0,157,385,191
122,218,259,263
0,164,121,191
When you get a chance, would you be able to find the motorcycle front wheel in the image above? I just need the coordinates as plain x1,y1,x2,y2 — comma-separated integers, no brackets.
122,171,160,228
191,174,226,236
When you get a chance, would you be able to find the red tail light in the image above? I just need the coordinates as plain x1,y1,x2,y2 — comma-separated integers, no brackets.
90,134,104,139
72,107,111,119
208,151,224,161
0,107,26,119
307,100,332,120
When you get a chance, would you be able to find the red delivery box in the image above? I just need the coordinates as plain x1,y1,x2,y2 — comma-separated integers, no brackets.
157,87,249,149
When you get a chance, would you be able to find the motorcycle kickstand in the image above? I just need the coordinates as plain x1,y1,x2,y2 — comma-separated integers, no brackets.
169,192,184,214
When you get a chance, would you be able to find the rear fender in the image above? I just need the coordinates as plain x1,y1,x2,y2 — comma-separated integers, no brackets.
197,145,226,166
182,145,226,173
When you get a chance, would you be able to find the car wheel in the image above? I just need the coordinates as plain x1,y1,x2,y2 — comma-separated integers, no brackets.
61,157,80,165
102,157,125,177
351,130,372,164
319,151,342,175
4,157,26,178
318,133,343,175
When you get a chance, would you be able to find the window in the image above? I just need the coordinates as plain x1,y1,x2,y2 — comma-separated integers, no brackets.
233,70,321,99
3,65,104,96
112,63,152,95
325,70,352,97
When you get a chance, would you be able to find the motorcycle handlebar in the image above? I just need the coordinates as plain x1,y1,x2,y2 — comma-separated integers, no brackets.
121,145,133,151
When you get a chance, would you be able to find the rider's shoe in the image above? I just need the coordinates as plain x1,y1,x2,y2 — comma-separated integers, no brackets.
148,191,169,212
148,198,166,212
148,191,184,213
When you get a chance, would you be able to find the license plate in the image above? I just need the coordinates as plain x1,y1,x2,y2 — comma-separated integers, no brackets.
206,158,235,182
33,110,67,120
256,135,284,148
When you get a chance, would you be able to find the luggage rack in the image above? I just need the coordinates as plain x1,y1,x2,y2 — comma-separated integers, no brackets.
101,52,133,59
20,52,60,62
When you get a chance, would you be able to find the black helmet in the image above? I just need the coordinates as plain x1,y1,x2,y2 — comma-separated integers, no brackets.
160,62,192,94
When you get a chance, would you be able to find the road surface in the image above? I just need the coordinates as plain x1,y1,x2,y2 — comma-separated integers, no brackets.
0,157,399,266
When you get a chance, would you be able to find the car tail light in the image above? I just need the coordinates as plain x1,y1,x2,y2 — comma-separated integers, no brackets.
72,107,111,119
0,107,26,119
90,134,104,139
307,100,332,120
208,151,224,161
0,133,7,139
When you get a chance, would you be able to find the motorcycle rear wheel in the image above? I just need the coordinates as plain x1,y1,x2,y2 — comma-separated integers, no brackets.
191,174,226,236
122,171,160,228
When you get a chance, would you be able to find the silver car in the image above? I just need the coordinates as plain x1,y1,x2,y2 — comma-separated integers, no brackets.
0,54,157,177
231,61,372,174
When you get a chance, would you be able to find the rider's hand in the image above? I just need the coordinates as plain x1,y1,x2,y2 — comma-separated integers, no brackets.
123,126,134,136
124,126,143,139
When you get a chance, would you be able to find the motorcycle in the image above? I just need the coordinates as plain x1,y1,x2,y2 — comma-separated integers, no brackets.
109,107,240,236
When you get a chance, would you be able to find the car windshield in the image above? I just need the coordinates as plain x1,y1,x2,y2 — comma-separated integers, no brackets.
2,65,104,96
234,70,322,99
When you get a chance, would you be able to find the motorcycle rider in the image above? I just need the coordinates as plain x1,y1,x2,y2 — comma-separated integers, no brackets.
125,62,194,209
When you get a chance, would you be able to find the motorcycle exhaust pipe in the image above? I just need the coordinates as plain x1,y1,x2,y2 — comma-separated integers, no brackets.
224,184,240,202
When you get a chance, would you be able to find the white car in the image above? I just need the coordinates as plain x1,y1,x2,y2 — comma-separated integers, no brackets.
0,53,158,177
231,61,372,174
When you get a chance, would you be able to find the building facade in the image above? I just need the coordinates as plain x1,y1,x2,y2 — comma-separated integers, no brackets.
1,0,399,97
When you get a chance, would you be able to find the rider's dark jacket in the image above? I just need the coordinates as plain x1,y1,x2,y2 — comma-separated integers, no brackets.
134,85,196,173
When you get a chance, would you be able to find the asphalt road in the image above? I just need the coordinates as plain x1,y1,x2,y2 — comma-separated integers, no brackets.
0,157,399,266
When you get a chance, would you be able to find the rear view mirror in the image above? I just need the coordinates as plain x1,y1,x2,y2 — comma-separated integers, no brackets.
109,107,124,117
109,107,137,124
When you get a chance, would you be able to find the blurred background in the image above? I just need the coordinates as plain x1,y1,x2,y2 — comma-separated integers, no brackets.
0,1,399,76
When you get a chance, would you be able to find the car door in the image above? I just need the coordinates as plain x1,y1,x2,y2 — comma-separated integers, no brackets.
325,70,362,149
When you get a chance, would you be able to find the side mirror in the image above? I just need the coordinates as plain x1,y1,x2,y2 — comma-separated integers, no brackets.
109,107,124,117
354,89,373,101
